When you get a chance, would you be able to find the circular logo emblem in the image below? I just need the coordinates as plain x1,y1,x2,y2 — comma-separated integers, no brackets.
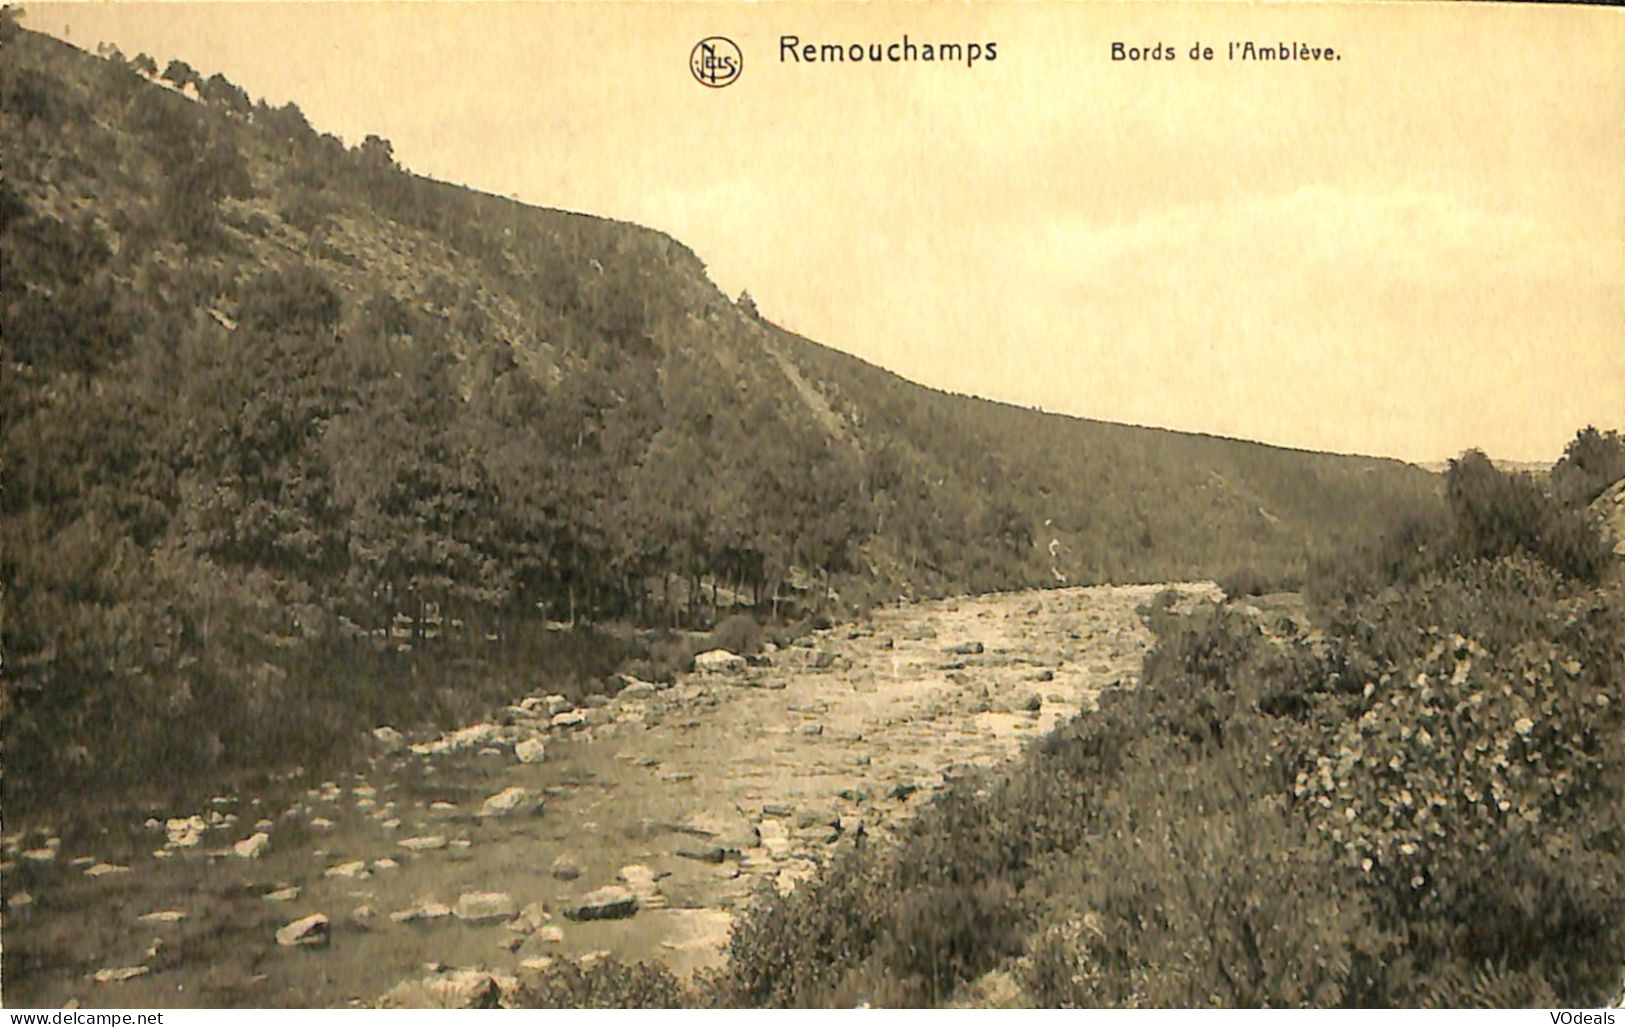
690,37,743,88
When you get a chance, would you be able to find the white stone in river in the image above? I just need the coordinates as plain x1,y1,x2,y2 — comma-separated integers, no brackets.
233,832,270,859
275,913,330,947
398,835,447,852
455,891,519,924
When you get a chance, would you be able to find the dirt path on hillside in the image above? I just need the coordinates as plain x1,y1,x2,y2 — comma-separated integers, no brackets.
1,583,1212,1009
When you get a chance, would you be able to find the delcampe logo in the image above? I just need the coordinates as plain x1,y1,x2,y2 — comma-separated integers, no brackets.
691,37,743,87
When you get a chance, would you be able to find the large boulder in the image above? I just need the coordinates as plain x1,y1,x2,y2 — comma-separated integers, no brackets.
694,649,746,674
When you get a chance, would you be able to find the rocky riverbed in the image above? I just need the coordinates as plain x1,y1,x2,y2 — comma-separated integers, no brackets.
1,583,1212,1008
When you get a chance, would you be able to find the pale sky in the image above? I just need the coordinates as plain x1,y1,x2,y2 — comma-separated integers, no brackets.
27,2,1625,463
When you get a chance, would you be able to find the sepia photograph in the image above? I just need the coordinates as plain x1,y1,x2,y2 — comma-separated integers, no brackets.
1,0,1623,1011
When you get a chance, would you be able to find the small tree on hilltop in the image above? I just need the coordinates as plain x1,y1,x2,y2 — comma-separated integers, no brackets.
161,59,198,92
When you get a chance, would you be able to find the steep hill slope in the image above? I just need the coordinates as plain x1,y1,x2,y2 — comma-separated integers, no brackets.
767,323,1440,592
1,24,1440,807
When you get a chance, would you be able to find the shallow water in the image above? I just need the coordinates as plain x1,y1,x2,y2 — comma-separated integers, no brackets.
2,582,1210,1008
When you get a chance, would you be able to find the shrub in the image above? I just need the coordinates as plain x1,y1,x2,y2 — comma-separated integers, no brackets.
1447,451,1611,583
520,957,692,1008
1552,426,1625,509
1026,774,1388,1008
1217,564,1305,601
1297,558,1625,1003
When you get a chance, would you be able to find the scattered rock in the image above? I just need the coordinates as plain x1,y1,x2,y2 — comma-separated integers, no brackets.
677,843,726,863
616,678,657,701
373,726,407,753
506,901,551,933
550,854,583,880
264,886,301,903
694,649,747,674
372,857,399,872
480,787,542,819
94,966,150,984
618,864,668,909
275,913,330,948
947,641,985,655
390,901,453,924
515,738,547,764
542,694,572,716
761,803,794,817
399,835,448,852
84,862,132,878
138,909,186,924
535,925,565,945
455,891,519,924
165,816,206,848
550,711,587,730
562,885,639,921
411,722,509,757
325,860,369,880
796,805,841,830
1035,669,1055,682
378,969,501,1009
233,833,271,859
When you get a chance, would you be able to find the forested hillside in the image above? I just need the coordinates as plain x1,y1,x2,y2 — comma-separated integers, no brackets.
769,325,1442,593
2,22,1439,807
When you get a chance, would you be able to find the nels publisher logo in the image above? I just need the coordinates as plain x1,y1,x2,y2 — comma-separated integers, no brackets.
691,37,742,87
